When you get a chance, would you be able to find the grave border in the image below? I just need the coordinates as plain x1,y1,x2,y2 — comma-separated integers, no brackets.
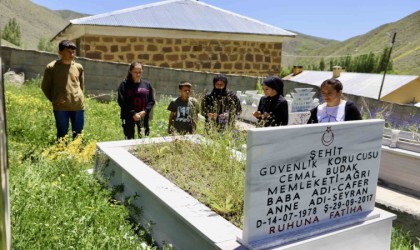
94,134,396,250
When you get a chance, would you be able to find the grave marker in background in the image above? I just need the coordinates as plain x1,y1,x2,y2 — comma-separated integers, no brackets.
240,120,385,249
290,88,316,112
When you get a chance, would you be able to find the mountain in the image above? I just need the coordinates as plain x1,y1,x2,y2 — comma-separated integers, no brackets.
0,0,69,50
1,38,20,48
284,11,420,75
281,31,340,68
1,0,418,75
54,10,89,21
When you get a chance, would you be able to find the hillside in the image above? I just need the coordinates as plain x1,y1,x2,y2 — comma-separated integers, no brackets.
1,0,418,75
1,38,20,48
0,0,69,50
288,11,420,75
282,31,340,67
55,10,89,21
1,0,336,57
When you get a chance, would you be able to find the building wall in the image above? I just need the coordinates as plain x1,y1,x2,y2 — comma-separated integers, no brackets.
0,46,258,100
77,35,282,76
382,78,420,104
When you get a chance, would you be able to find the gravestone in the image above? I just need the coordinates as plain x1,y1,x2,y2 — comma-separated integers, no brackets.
240,119,387,249
290,88,316,112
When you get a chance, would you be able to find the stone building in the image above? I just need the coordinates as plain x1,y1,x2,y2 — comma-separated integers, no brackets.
52,0,295,76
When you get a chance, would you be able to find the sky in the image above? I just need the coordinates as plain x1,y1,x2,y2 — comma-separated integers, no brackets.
31,0,420,41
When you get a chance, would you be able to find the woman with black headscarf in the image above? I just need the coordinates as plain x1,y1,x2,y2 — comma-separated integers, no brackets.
253,76,289,127
201,74,242,131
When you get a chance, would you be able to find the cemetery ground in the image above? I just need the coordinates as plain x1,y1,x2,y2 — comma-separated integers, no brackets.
5,78,419,249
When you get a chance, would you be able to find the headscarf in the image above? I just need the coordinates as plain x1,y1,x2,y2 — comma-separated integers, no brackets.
211,74,228,95
263,76,284,96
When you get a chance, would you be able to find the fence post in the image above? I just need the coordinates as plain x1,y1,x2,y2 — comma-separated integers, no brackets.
0,44,12,250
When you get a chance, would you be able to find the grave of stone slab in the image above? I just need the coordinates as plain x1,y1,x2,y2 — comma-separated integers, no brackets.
239,119,395,249
95,120,395,250
289,88,316,112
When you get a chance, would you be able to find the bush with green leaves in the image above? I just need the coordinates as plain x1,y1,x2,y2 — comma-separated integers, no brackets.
2,17,22,46
37,37,56,53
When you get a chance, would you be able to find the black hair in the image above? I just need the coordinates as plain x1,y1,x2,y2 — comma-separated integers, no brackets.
321,78,343,92
321,78,345,100
125,62,142,82
58,40,76,51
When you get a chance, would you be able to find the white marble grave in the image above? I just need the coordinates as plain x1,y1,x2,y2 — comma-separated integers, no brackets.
240,119,393,249
95,136,244,250
237,91,263,123
94,123,396,249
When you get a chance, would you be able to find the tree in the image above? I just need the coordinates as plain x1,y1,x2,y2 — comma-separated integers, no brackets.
376,47,390,73
365,52,376,73
38,37,56,52
319,57,325,71
280,66,292,77
2,18,22,46
343,56,352,71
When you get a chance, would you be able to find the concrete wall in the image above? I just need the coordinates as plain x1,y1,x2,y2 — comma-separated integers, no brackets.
78,35,282,76
381,78,420,104
1,46,259,100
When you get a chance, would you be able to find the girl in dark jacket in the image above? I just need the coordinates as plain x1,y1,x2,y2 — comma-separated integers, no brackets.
253,76,289,127
307,78,361,123
118,62,155,139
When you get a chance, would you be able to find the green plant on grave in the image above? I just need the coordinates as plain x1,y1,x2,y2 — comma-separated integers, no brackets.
134,132,246,228
207,194,235,215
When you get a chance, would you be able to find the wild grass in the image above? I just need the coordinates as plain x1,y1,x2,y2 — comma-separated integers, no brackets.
391,229,420,250
135,136,246,228
5,79,419,249
6,79,156,249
